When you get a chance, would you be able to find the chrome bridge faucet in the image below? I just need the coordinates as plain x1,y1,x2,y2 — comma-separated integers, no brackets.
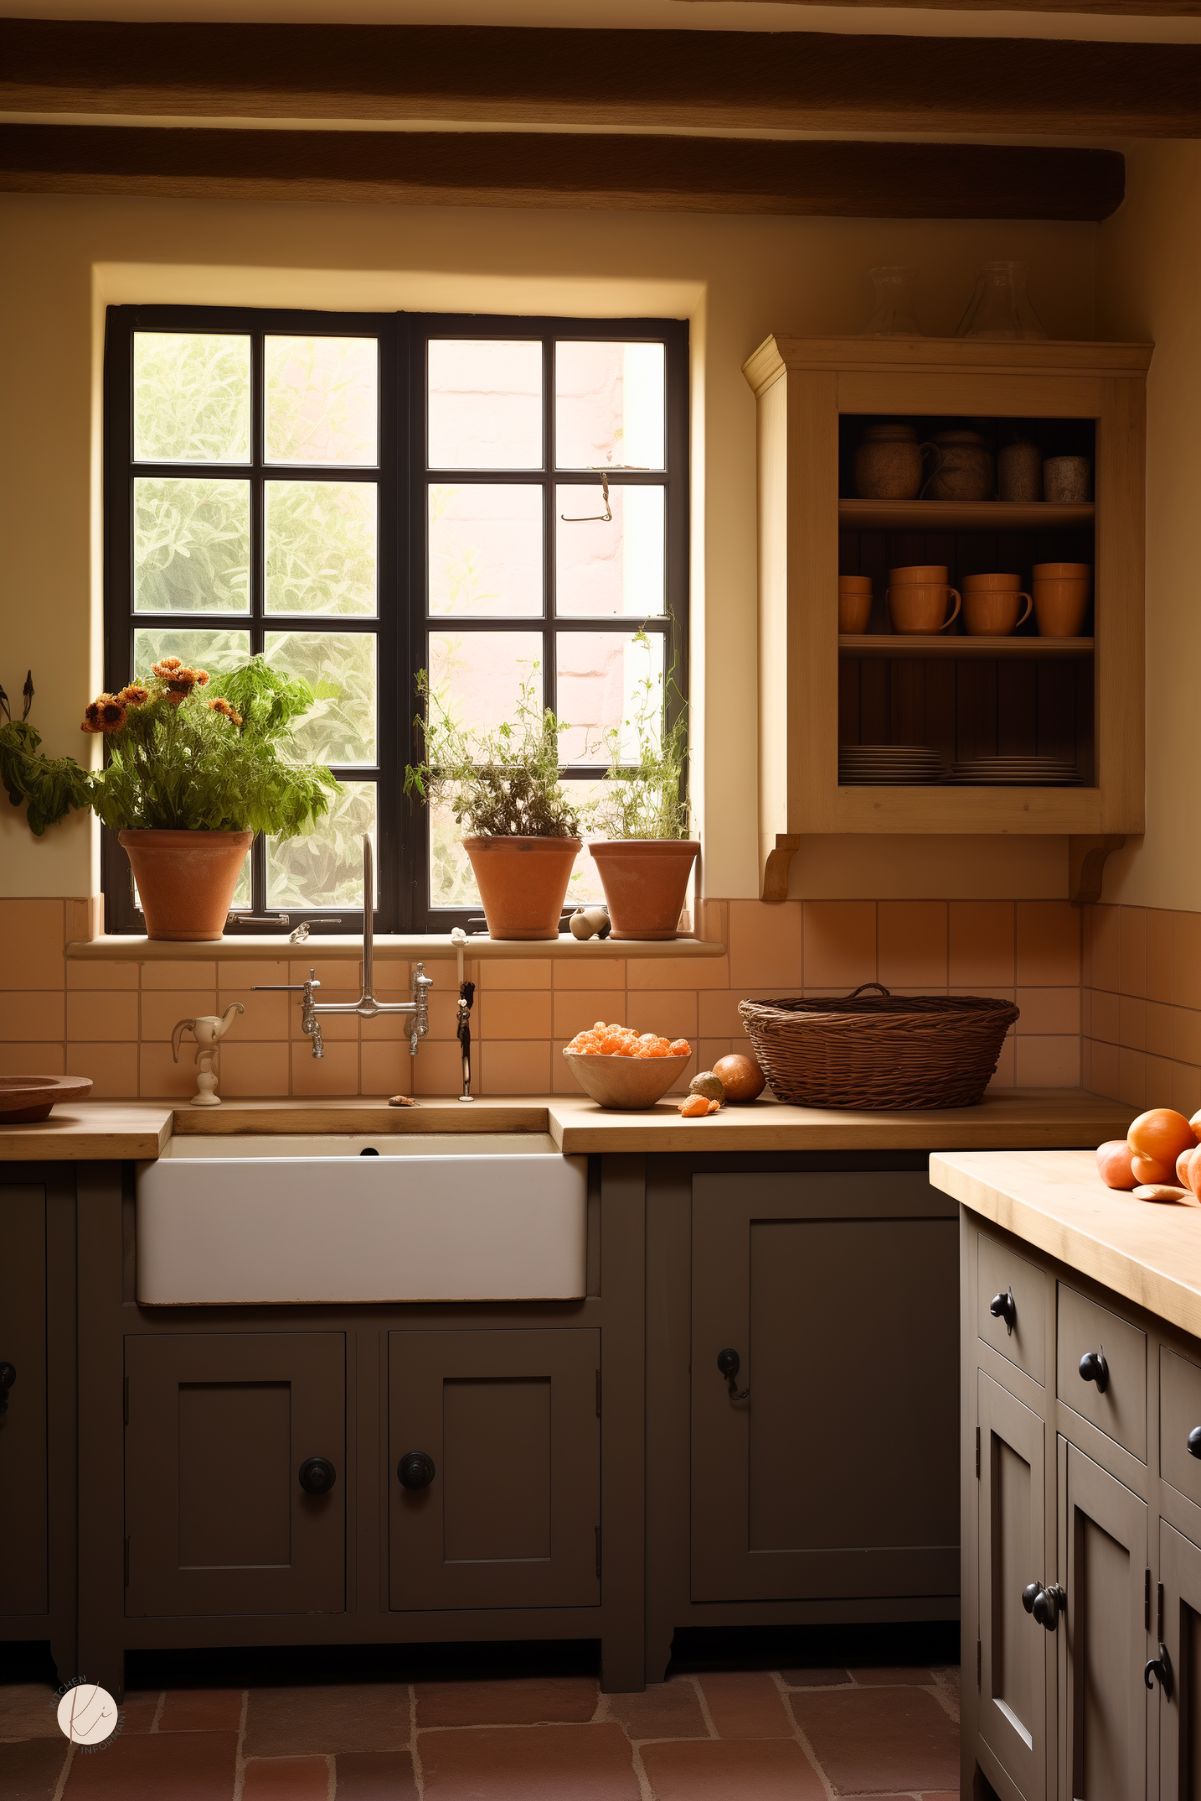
256,836,432,1061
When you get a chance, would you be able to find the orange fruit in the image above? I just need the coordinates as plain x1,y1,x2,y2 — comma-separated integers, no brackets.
1131,1151,1176,1187
1191,1109,1201,1144
1127,1108,1196,1170
1096,1140,1136,1191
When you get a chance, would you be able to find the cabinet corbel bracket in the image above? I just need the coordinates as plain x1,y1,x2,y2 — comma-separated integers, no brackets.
762,836,802,903
1068,834,1126,907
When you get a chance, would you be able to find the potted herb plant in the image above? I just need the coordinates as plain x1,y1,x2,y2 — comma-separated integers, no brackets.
405,670,581,940
588,647,698,941
4,657,338,941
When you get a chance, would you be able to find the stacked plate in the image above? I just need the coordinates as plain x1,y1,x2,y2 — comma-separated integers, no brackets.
839,745,945,785
943,756,1083,786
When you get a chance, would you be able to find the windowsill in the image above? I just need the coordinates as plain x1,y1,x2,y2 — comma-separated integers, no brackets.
66,934,726,962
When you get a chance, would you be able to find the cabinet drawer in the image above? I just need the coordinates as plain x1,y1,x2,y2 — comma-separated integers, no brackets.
1160,1346,1201,1509
1056,1283,1147,1461
976,1231,1048,1384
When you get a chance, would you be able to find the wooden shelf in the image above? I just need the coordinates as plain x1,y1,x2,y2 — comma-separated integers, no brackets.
839,634,1094,659
838,499,1095,530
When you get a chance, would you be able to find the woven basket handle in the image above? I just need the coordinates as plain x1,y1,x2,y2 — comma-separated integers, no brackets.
845,982,892,999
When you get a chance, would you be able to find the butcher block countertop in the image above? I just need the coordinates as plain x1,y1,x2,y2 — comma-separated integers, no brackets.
932,1148,1201,1342
0,1089,1126,1162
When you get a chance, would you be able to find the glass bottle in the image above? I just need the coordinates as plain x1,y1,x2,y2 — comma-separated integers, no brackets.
861,266,922,337
956,261,1047,340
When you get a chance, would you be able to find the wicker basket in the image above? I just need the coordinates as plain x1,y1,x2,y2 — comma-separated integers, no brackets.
738,983,1019,1111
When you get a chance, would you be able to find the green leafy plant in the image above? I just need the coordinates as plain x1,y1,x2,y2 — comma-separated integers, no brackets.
404,667,580,839
590,636,691,841
0,672,93,836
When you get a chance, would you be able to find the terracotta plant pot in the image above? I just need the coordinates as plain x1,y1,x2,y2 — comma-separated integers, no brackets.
463,835,581,941
589,840,701,941
118,828,253,942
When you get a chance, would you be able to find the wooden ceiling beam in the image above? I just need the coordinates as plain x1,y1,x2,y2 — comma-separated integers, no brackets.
0,125,1126,220
675,0,1201,13
0,20,1197,138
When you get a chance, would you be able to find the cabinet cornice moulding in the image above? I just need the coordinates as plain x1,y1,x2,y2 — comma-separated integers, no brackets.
742,335,1155,395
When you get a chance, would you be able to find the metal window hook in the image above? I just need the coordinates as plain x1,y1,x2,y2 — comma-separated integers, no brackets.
561,469,613,525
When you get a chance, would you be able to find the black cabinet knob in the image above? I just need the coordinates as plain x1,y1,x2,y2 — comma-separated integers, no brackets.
0,1363,15,1418
1078,1349,1109,1394
1021,1581,1042,1615
989,1289,1016,1334
1022,1581,1064,1631
1145,1645,1173,1696
297,1456,337,1496
717,1348,750,1403
397,1451,436,1491
1187,1426,1201,1460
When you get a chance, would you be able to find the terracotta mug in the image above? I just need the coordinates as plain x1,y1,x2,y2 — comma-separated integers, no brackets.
961,572,1033,637
1033,562,1091,638
838,574,872,635
887,571,961,635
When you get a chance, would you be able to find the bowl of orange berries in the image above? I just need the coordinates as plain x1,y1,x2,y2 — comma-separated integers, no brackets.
563,1022,692,1110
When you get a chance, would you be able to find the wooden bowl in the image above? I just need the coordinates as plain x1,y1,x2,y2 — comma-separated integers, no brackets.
0,1075,94,1124
562,1051,689,1111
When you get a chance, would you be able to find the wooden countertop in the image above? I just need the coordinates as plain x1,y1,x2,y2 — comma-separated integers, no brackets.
931,1149,1201,1342
0,1089,1126,1162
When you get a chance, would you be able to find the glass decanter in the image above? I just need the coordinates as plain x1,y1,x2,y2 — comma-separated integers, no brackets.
956,260,1047,340
860,265,922,337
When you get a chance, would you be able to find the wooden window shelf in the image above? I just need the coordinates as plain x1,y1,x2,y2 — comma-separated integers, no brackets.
838,634,1095,660
838,499,1096,530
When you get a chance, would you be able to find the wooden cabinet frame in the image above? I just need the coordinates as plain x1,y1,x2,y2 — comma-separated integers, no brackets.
743,336,1151,898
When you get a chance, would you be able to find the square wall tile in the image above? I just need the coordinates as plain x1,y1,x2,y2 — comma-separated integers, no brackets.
729,900,803,990
1015,902,1080,986
0,1041,65,1077
4,991,65,1041
1118,1047,1147,1111
1015,988,1081,1037
1145,1001,1175,1060
553,958,626,991
478,959,551,990
1089,1038,1122,1102
138,1043,196,1099
65,1042,139,1099
219,1042,290,1098
553,991,630,1041
1173,913,1201,1014
1015,1036,1081,1087
480,1041,552,1095
632,990,698,1043
67,959,138,989
698,991,745,1038
290,1042,359,1097
0,900,65,990
412,1040,463,1097
802,902,875,992
140,990,218,1043
478,990,553,1041
141,959,217,988
627,953,729,991
218,987,288,1041
1118,996,1147,1054
67,989,139,1043
1090,989,1119,1045
361,1042,420,1099
1146,910,1174,1006
1084,905,1120,993
878,903,948,988
1144,1055,1201,1120
948,902,1014,987
1118,906,1148,999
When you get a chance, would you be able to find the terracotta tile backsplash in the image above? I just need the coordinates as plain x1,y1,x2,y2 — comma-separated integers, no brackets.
0,894,1097,1100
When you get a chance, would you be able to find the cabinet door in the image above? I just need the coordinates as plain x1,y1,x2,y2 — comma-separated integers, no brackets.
1059,1438,1149,1801
1159,1521,1201,1801
977,1371,1049,1801
125,1332,345,1617
388,1329,599,1612
0,1186,47,1619
690,1172,958,1603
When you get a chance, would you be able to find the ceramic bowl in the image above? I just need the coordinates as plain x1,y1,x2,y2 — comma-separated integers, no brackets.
0,1075,94,1124
562,1051,690,1111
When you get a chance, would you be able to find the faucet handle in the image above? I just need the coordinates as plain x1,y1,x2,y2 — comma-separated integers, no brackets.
253,976,322,993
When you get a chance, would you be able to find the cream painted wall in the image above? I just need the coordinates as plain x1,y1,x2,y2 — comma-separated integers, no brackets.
1097,141,1201,913
0,190,1097,901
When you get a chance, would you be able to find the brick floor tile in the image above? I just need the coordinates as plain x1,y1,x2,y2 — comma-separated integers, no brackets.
244,1684,409,1757
117,1691,161,1734
415,1676,597,1729
0,1683,62,1740
640,1739,825,1800
697,1672,792,1738
62,1729,238,1799
158,1689,243,1733
0,1734,70,1800
852,1668,936,1686
420,1721,639,1800
605,1676,708,1741
334,1749,419,1799
789,1686,958,1795
243,1754,330,1799
778,1669,853,1688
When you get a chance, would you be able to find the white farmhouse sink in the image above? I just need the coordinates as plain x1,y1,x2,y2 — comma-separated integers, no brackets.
136,1133,588,1306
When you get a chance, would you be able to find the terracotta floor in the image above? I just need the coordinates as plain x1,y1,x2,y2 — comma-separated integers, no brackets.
0,1664,959,1799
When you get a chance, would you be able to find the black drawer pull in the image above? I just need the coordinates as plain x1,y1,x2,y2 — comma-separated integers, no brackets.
1078,1349,1109,1394
1145,1645,1173,1696
397,1451,436,1491
989,1289,1016,1334
717,1348,750,1403
0,1363,15,1418
297,1456,337,1496
1187,1426,1201,1460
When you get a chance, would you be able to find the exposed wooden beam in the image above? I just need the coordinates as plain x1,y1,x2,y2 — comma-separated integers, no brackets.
0,20,1197,138
676,0,1201,12
0,125,1126,220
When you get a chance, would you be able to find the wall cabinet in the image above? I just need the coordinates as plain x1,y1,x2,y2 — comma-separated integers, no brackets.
962,1217,1201,1801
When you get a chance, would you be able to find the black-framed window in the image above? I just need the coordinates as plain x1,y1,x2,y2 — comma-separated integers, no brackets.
103,307,688,934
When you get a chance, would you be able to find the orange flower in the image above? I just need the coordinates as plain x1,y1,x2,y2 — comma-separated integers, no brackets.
163,665,202,702
81,697,104,733
118,683,150,707
97,696,127,733
151,656,183,678
208,697,243,727
195,669,210,687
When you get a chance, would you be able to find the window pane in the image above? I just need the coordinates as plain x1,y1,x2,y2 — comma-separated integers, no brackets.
265,481,377,616
428,484,543,617
556,630,665,765
428,631,543,736
265,631,377,767
563,778,607,907
133,332,251,465
132,626,252,683
264,335,378,466
134,477,250,613
427,340,542,470
555,341,666,471
266,780,376,910
555,484,666,618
